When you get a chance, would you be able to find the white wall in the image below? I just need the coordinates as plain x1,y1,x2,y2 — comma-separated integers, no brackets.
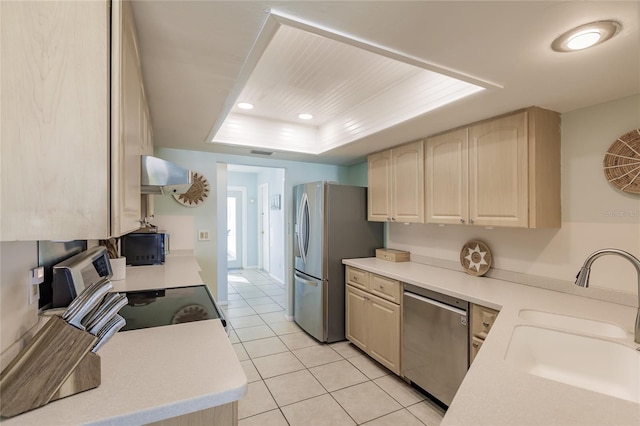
0,242,39,368
258,168,286,283
388,95,640,297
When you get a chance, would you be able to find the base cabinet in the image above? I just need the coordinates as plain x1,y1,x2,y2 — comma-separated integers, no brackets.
345,267,401,374
148,402,238,426
469,304,499,365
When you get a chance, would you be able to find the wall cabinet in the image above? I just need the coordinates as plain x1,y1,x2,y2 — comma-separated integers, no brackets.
0,0,110,241
469,304,499,364
111,0,151,237
368,140,424,223
0,0,150,241
345,267,401,374
426,107,560,228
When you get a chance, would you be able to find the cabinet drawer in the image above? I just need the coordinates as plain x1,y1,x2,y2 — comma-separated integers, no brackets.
346,267,369,291
369,274,400,303
470,336,484,364
471,304,499,339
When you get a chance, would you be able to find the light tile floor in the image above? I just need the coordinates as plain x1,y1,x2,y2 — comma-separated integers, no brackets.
224,269,446,426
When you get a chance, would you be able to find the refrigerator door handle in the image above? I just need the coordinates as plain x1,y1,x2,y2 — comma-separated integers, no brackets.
297,192,310,264
294,272,318,287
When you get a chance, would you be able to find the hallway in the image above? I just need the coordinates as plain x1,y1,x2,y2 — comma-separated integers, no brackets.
223,270,445,425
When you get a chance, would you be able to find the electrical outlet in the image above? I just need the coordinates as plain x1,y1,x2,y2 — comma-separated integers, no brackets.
29,267,44,305
198,229,210,241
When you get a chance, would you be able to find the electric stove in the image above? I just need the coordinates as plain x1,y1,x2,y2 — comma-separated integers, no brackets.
118,285,226,332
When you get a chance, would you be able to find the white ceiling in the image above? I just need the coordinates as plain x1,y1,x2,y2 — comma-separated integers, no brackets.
131,1,640,165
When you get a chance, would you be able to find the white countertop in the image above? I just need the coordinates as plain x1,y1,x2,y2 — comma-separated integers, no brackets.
2,254,247,425
343,258,640,426
111,253,204,293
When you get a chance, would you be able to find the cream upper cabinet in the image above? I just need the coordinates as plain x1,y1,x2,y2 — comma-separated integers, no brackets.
111,0,148,237
367,150,392,221
368,140,424,223
425,108,560,228
0,1,110,241
1,0,151,241
426,129,469,224
468,112,529,227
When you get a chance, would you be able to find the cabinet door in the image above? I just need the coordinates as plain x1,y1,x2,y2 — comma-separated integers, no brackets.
345,286,368,350
111,0,143,236
392,141,424,223
468,112,528,227
0,0,109,241
367,294,400,374
367,151,392,221
426,129,469,225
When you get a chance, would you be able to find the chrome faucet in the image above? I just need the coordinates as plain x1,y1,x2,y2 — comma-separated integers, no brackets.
575,248,640,344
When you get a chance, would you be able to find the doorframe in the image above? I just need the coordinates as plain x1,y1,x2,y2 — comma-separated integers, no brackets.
228,186,247,269
258,183,270,272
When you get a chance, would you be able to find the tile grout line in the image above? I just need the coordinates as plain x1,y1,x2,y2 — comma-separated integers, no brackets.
232,270,435,426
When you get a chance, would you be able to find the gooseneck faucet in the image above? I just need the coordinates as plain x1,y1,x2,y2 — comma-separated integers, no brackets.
575,248,640,344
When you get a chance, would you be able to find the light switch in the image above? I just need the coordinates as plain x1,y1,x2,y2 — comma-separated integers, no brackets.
198,229,210,241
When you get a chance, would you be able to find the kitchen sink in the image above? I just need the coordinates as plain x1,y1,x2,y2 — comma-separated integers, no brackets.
505,325,640,403
518,309,627,338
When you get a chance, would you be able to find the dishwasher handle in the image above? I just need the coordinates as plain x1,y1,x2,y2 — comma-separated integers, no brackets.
404,291,467,316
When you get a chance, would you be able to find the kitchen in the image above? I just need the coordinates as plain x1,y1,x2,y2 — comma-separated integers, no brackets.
1,1,639,425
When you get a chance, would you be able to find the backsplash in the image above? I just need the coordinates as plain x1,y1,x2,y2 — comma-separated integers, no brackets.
0,241,39,368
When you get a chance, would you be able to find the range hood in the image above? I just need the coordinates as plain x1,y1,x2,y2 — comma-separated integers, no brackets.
140,155,193,195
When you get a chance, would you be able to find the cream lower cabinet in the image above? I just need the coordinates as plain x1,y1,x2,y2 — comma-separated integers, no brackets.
368,140,424,223
345,267,401,374
425,107,561,228
469,304,499,365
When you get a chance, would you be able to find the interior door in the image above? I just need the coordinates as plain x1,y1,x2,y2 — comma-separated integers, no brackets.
258,183,270,272
227,190,243,269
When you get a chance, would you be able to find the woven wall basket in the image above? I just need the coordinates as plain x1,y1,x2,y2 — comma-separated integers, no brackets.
603,128,640,194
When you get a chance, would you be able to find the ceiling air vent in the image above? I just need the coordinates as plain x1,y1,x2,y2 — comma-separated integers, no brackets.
250,149,274,156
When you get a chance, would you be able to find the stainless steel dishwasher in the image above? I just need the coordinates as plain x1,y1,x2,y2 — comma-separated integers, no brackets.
402,283,469,406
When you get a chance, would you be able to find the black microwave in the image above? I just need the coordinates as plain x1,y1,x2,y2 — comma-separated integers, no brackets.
121,232,169,265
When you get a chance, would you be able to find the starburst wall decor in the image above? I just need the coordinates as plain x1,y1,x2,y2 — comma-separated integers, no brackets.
173,172,210,207
460,240,492,277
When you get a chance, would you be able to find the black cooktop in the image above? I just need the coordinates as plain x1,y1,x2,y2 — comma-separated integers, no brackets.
118,285,226,331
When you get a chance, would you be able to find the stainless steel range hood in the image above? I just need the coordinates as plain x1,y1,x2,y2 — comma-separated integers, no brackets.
140,155,193,195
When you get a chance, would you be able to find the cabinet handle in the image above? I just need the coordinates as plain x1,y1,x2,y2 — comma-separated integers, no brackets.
387,217,392,221
482,321,490,328
459,219,465,224
469,219,475,224
353,276,358,281
472,342,480,348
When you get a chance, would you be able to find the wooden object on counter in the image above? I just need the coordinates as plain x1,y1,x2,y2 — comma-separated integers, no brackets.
50,352,101,402
0,316,99,418
376,248,410,262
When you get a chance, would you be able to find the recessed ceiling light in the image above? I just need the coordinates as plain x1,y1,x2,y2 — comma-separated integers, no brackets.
237,102,254,110
298,113,313,120
551,20,621,52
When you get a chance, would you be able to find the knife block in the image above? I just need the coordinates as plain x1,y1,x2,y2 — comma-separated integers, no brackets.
0,315,101,418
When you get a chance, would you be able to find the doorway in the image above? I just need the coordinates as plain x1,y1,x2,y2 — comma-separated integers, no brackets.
227,187,246,270
258,183,270,273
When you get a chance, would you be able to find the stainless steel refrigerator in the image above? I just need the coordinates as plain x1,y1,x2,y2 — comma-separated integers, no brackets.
294,182,384,342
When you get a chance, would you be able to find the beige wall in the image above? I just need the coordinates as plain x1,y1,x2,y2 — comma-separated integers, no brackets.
388,94,640,296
